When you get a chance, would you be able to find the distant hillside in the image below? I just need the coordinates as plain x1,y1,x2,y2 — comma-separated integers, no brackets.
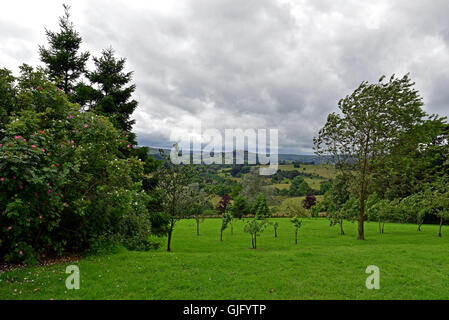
146,147,324,164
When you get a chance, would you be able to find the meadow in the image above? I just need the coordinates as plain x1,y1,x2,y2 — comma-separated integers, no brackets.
1,218,448,300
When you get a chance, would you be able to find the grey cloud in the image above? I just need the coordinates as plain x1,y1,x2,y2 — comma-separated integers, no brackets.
2,0,449,154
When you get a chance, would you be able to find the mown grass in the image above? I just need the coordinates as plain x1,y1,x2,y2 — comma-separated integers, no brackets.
1,218,448,300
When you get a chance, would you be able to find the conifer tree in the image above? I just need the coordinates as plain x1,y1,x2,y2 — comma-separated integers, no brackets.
39,4,89,95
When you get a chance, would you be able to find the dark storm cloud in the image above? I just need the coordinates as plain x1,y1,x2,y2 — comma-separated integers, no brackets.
2,0,449,153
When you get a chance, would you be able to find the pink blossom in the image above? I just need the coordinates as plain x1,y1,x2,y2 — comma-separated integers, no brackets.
42,149,45,153
39,216,43,219
19,185,23,190
14,136,21,140
84,124,89,128
23,139,26,142
31,145,36,148
19,250,23,255
56,163,60,167
48,182,51,186
0,144,2,147
71,140,75,144
8,226,12,230
127,145,130,149
68,115,73,119
1,177,4,181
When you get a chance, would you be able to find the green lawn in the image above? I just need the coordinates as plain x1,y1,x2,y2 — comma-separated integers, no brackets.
1,218,448,300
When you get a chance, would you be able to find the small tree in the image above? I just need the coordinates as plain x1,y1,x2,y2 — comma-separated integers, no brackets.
273,222,279,238
303,194,317,209
290,216,303,245
280,200,310,218
216,193,231,215
251,193,270,218
220,211,232,242
243,218,267,249
424,178,449,237
156,154,195,252
399,193,427,231
185,184,211,236
231,194,250,219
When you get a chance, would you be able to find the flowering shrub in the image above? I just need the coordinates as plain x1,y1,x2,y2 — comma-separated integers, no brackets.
0,67,152,263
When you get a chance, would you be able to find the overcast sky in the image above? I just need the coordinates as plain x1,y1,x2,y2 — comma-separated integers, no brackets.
2,0,449,154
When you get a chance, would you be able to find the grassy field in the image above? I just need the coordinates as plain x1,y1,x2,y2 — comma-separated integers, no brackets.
278,164,337,179
1,218,448,300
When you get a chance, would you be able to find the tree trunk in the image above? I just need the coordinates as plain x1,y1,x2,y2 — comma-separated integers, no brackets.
275,227,278,238
295,230,298,245
417,221,423,232
220,229,223,242
439,217,443,238
167,228,173,252
251,235,254,249
381,222,385,234
378,218,382,234
340,219,345,235
254,234,257,249
357,196,365,240
196,219,200,236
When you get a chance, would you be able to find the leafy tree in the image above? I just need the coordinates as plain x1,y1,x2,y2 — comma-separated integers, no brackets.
251,193,270,218
243,218,266,249
220,211,232,242
319,180,332,195
231,194,250,219
216,193,231,215
303,194,317,210
314,74,427,240
398,193,427,231
229,183,242,199
280,200,310,218
366,194,400,234
39,4,89,96
423,177,449,237
155,157,195,252
184,183,211,236
290,216,303,245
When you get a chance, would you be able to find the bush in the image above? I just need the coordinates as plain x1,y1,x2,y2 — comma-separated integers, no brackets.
0,67,152,263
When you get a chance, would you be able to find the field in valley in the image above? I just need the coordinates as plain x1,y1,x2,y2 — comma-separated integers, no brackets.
1,218,448,300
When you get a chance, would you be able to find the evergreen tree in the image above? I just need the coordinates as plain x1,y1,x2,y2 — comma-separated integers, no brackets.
39,4,89,96
88,48,138,141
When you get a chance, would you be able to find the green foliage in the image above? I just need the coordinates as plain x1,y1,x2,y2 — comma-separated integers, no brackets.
88,48,138,136
280,200,310,218
243,218,267,249
39,4,89,95
314,74,427,240
288,176,312,197
231,194,250,219
0,68,151,263
251,193,270,218
290,216,303,244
